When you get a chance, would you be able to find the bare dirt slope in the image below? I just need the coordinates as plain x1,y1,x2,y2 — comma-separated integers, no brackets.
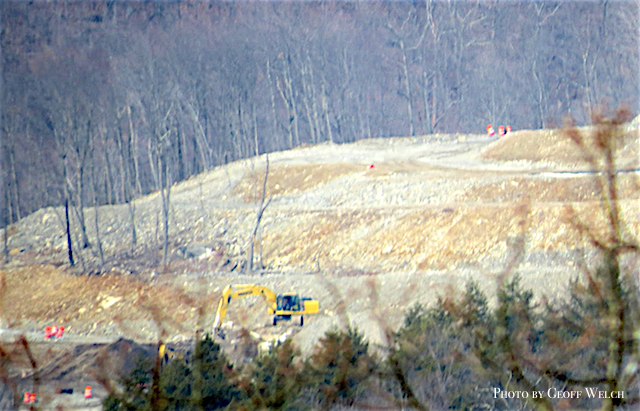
1,127,639,406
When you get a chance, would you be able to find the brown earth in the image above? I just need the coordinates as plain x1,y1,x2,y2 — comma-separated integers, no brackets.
0,265,200,337
481,127,639,168
233,162,365,202
1,125,639,408
458,174,639,203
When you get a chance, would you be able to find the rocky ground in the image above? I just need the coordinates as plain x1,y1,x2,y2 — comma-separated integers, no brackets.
1,125,638,408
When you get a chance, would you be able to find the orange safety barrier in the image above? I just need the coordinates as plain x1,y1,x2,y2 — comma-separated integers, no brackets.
486,124,495,136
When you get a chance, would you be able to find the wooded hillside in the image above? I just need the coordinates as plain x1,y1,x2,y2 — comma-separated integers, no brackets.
1,0,638,222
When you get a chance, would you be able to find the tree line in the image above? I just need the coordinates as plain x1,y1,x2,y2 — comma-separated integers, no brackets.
1,0,638,224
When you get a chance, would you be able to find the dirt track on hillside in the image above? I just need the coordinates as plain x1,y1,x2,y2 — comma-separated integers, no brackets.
1,126,639,407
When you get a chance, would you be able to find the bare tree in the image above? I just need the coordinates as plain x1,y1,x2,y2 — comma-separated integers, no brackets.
247,155,272,272
2,189,9,265
89,121,105,266
64,199,74,267
1,0,638,222
386,4,428,137
114,106,139,250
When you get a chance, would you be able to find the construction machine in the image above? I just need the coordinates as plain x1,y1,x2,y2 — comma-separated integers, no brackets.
212,284,319,339
159,343,184,367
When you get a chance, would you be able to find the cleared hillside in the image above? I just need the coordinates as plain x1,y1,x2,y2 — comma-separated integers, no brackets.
1,127,638,352
481,127,639,168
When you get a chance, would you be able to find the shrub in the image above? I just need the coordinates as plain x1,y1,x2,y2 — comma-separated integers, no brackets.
103,358,153,411
238,340,303,411
305,327,377,410
103,335,240,411
391,283,502,410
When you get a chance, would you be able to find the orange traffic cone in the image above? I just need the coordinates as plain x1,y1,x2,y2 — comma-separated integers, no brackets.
57,326,65,338
29,393,36,403
84,385,92,399
44,326,52,339
51,325,58,336
506,125,512,134
498,125,505,137
23,392,30,404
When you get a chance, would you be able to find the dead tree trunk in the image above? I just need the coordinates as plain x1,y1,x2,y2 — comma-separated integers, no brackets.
399,41,415,137
65,199,74,267
321,80,334,144
3,223,8,265
126,106,143,195
92,199,105,266
71,120,91,250
299,59,317,144
247,155,271,272
3,187,9,264
266,59,280,148
252,102,260,158
89,140,105,266
159,154,172,268
8,147,21,221
115,121,138,249
305,50,323,143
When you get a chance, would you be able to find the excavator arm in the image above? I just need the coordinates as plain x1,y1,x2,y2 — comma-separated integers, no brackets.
213,284,278,337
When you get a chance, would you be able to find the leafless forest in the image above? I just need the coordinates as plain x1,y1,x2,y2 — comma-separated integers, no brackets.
1,0,638,224
2,2,640,409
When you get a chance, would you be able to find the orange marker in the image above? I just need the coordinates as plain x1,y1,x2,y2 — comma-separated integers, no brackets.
486,124,495,136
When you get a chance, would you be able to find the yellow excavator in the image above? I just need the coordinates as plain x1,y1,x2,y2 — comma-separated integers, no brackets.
212,284,319,339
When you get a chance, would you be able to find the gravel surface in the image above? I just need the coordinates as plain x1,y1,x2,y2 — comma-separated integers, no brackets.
1,127,638,407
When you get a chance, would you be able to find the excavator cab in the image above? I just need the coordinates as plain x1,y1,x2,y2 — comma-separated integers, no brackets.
273,293,318,326
274,293,302,325
277,294,301,311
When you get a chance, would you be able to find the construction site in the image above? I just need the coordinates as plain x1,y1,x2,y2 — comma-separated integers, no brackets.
1,123,639,409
